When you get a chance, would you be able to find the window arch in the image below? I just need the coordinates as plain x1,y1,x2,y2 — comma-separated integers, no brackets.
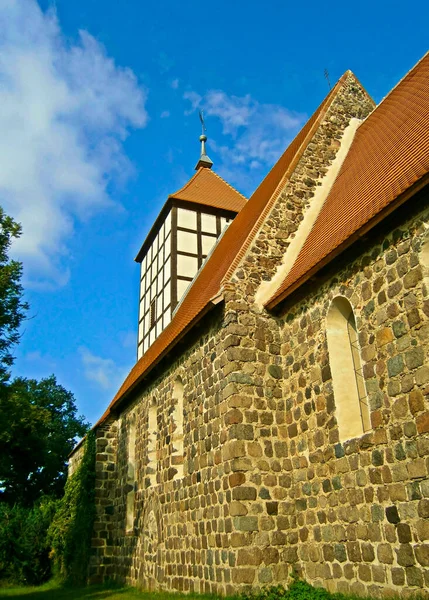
171,378,184,480
326,297,370,441
147,399,157,486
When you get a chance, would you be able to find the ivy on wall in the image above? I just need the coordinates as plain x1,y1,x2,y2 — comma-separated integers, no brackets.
48,431,96,585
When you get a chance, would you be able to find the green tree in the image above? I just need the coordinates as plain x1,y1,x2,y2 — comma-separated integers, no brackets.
0,375,89,506
0,207,28,383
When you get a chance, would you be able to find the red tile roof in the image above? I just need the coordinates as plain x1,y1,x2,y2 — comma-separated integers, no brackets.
94,74,350,427
170,167,247,212
266,52,429,309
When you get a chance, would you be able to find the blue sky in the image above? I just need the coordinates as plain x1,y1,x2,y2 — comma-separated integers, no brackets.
1,0,428,425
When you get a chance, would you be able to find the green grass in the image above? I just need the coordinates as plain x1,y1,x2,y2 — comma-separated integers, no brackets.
0,581,222,600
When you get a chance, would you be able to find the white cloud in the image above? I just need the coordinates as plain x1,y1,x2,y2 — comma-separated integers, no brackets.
79,346,128,391
171,78,179,89
0,0,148,287
160,110,171,119
184,88,306,193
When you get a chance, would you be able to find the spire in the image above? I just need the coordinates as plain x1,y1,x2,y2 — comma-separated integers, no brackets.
195,110,213,170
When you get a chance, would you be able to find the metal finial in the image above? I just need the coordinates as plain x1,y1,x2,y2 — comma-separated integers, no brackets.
195,110,213,170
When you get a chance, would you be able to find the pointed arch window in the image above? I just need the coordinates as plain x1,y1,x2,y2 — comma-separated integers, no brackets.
171,378,184,480
326,297,370,441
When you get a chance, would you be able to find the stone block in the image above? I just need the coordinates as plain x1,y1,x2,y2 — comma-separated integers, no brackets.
407,458,427,479
231,567,255,584
229,501,248,516
405,347,424,370
233,516,258,532
376,327,394,346
396,544,415,566
416,411,429,434
405,566,423,587
409,390,425,415
418,498,429,518
415,544,429,566
237,548,262,566
387,355,404,377
229,472,246,488
223,441,246,460
391,567,405,586
232,486,257,501
377,543,393,564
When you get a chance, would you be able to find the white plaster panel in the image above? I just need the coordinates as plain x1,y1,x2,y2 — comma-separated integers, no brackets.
177,254,198,277
177,230,198,254
158,247,163,271
157,294,163,316
164,210,171,234
157,269,163,291
137,343,143,360
201,213,217,233
177,278,190,301
149,328,155,346
164,283,171,307
164,310,171,328
202,235,216,255
164,233,171,257
177,207,197,229
220,217,227,230
164,258,171,281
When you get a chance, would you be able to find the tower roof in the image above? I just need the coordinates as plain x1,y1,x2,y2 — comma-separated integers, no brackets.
169,167,247,212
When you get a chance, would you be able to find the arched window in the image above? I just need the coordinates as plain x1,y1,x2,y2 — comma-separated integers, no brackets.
125,416,136,533
171,378,184,480
326,297,370,441
147,400,157,486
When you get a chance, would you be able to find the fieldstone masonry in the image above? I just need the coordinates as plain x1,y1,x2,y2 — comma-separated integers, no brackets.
77,73,429,596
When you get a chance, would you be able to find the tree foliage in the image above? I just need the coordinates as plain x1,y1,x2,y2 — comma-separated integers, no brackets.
49,432,96,585
0,207,28,383
0,498,58,585
0,375,89,506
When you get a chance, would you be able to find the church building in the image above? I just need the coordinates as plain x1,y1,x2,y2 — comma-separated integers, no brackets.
70,52,429,596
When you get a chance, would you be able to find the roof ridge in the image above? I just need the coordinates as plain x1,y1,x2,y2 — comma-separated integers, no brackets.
209,169,247,201
220,70,352,287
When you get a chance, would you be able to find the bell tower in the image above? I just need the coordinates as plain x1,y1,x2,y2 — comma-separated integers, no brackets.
135,127,246,359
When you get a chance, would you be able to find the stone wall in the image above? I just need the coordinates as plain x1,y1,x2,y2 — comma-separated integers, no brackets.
217,186,429,596
81,73,429,597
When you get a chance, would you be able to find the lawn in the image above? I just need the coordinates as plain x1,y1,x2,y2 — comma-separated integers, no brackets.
0,581,222,600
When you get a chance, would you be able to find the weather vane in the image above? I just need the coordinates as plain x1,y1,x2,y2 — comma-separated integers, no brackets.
199,110,207,135
324,69,331,90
